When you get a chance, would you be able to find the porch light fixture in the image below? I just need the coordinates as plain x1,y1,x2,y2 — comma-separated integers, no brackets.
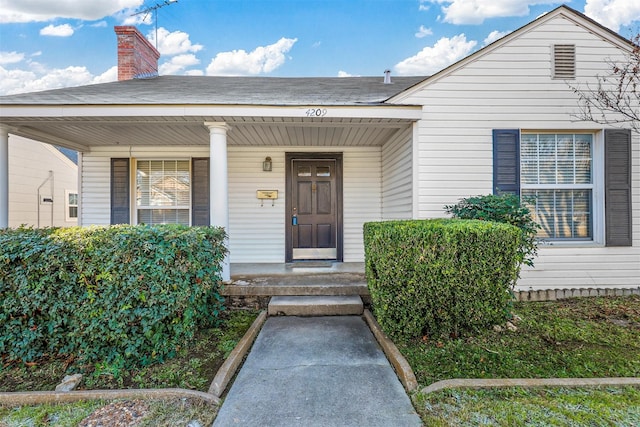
263,156,272,171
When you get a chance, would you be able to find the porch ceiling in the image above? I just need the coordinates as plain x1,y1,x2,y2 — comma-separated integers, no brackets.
2,116,415,152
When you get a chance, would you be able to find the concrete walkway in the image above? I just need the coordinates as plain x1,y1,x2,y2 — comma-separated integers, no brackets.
213,316,422,427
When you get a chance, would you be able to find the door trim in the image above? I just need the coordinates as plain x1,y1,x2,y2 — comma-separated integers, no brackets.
285,152,343,263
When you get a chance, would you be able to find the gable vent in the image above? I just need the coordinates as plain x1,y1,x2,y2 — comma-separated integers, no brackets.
553,44,576,79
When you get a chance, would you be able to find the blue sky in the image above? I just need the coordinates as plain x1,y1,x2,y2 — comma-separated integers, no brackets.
1,0,640,95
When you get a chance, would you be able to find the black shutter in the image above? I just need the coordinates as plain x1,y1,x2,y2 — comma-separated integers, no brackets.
192,157,210,226
110,158,130,224
493,129,520,195
605,129,632,246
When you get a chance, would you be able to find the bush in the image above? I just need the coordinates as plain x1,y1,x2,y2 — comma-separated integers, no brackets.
445,193,539,268
364,219,521,341
0,224,227,367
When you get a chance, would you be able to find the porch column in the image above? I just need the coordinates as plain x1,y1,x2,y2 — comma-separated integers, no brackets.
205,122,231,282
0,126,8,228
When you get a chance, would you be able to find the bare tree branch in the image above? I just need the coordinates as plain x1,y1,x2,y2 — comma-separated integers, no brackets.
570,34,640,132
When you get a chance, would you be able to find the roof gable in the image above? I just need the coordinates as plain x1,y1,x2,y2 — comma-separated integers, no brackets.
388,5,634,103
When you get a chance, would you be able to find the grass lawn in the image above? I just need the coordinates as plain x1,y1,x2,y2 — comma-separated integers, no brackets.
401,295,640,425
401,295,640,384
414,386,640,426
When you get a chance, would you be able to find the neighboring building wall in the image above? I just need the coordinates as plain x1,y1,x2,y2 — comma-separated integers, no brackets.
381,127,413,220
394,14,640,289
8,135,78,227
82,145,383,263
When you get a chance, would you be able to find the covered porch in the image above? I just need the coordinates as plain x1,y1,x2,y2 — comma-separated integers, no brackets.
0,103,421,281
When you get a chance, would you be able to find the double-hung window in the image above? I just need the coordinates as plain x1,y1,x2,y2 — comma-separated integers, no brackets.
136,160,191,225
66,190,78,221
520,133,593,240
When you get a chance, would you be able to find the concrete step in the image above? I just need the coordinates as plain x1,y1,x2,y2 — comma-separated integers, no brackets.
268,295,364,316
222,272,369,297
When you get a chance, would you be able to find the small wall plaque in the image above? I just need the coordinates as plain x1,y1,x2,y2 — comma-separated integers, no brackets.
257,190,278,200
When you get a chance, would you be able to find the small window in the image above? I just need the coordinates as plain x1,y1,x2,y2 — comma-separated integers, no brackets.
552,44,575,79
297,166,312,177
316,166,331,177
66,191,78,221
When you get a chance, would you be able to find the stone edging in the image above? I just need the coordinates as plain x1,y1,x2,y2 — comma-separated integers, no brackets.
420,377,640,394
0,388,219,407
514,287,640,302
363,309,418,393
208,310,268,397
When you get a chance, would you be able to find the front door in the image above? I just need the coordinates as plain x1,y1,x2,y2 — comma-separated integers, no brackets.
286,154,342,262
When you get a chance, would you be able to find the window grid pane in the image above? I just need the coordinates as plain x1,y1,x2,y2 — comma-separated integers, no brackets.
136,160,190,225
521,133,593,240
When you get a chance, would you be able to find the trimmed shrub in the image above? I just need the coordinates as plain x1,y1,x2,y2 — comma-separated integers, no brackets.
364,219,521,341
0,224,226,367
445,193,539,268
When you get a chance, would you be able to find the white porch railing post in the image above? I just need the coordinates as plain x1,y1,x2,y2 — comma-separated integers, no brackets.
205,122,231,282
0,126,9,228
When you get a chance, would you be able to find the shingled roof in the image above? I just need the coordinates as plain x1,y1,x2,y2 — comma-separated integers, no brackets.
0,75,427,106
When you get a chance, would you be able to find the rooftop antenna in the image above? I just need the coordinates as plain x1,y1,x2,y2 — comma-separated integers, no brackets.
131,0,178,49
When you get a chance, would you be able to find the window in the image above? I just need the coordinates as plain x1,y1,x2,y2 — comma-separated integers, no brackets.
66,190,78,221
136,160,190,225
521,133,593,240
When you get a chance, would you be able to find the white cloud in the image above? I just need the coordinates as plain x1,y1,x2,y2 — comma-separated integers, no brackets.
92,66,118,84
0,0,143,23
338,70,353,77
426,0,559,25
0,63,117,95
415,25,433,38
394,34,477,75
206,37,297,76
159,54,200,75
483,29,510,45
91,20,108,28
40,24,74,37
419,0,430,11
0,51,25,65
148,27,203,56
584,0,640,32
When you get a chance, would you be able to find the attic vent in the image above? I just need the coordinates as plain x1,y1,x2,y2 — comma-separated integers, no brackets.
553,44,576,79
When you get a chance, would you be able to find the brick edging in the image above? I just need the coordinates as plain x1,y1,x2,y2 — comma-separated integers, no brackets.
420,377,640,394
208,310,268,397
0,388,219,407
514,287,640,302
363,309,419,392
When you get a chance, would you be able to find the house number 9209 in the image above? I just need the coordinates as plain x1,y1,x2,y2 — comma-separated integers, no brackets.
305,108,328,117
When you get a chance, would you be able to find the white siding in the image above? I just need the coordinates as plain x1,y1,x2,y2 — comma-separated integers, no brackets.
394,14,640,289
227,146,381,263
8,135,77,228
381,127,413,220
82,145,382,263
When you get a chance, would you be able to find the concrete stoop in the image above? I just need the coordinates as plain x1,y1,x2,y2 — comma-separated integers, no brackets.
268,295,364,316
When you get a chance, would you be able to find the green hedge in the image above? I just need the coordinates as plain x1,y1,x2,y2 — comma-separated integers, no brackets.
364,219,521,341
0,225,227,367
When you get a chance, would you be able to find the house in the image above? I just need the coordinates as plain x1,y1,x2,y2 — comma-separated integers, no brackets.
7,135,78,228
0,5,637,289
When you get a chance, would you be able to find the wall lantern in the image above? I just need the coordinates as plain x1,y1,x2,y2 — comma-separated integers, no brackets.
263,156,272,172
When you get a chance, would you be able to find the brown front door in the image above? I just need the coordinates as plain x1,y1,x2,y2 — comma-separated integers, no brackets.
286,154,342,262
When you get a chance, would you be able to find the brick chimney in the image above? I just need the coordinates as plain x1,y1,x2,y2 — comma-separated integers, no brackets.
114,26,160,81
